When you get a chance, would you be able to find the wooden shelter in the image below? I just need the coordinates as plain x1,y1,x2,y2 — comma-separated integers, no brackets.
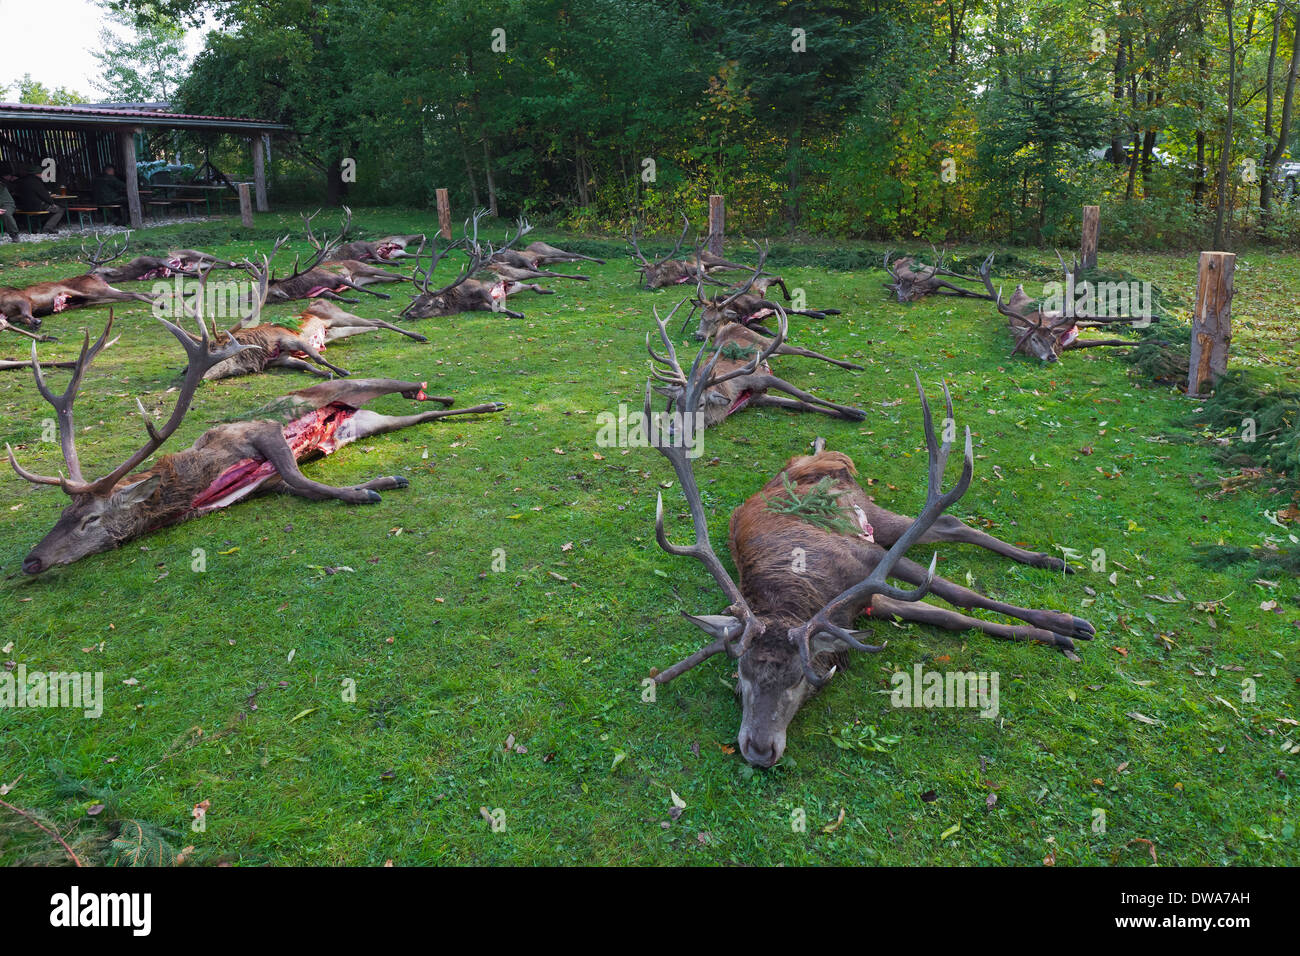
0,102,288,228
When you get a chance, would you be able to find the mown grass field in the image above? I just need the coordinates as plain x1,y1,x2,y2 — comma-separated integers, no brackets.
1,208,1296,866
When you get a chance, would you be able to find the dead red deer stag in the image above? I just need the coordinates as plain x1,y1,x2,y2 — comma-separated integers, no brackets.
6,312,504,574
626,214,750,289
684,241,840,341
176,258,351,381
0,235,160,330
520,241,605,266
883,247,996,303
648,301,865,428
263,209,394,304
643,371,1093,766
315,207,423,263
87,234,228,282
400,212,535,320
979,255,1136,363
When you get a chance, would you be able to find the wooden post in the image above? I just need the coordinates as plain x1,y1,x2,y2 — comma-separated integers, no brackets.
436,188,451,239
1188,251,1235,396
238,183,254,227
117,129,143,229
708,194,724,255
1080,205,1099,270
250,138,268,212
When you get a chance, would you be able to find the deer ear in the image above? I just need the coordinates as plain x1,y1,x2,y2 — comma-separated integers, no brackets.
682,613,743,642
111,472,162,506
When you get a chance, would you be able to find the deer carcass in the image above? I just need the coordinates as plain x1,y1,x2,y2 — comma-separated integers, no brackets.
979,255,1136,363
627,215,750,289
883,248,996,303
644,371,1093,766
648,302,864,427
176,259,351,381
0,238,159,329
252,208,393,304
6,312,504,574
686,241,840,341
401,212,536,321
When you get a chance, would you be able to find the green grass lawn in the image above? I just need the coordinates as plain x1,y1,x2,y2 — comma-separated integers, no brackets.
1,208,1296,865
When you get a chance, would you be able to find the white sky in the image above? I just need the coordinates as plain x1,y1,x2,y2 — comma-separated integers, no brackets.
1,0,211,100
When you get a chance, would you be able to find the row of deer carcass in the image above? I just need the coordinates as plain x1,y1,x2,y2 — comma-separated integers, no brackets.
885,247,1151,362
637,237,1095,767
1,208,610,574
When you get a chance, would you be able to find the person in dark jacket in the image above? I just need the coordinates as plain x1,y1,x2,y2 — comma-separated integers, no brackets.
3,167,64,233
0,181,18,241
91,165,130,224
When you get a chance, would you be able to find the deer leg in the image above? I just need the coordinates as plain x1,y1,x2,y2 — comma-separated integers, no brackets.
341,316,428,343
772,343,863,371
750,374,866,421
748,394,847,418
314,290,362,303
345,403,505,437
282,338,349,376
292,377,454,407
248,429,405,504
267,355,333,377
867,594,1076,649
337,279,391,300
870,509,1070,572
886,556,1094,644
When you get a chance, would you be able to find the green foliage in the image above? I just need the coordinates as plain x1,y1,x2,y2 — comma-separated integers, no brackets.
764,473,862,536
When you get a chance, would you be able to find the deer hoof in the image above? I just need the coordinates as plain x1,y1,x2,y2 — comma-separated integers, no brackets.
365,490,382,503
1071,617,1096,639
391,476,409,489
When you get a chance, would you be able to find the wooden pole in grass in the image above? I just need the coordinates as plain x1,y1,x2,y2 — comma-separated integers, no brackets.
1188,251,1235,396
1080,205,1099,270
708,194,724,255
436,188,452,239
237,183,254,227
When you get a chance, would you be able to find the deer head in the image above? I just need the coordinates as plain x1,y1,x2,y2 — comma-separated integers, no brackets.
626,214,691,289
7,312,251,573
644,317,973,765
82,231,132,279
979,253,1077,362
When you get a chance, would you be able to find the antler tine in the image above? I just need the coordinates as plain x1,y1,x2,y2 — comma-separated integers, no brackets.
718,237,770,310
787,375,974,685
63,311,256,497
9,314,118,488
643,338,761,675
301,208,322,249
233,256,271,329
625,221,652,267
654,212,691,267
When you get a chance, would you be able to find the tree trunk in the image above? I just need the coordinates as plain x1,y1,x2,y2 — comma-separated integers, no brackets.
784,123,803,233
1213,0,1237,250
482,140,498,217
1261,8,1300,217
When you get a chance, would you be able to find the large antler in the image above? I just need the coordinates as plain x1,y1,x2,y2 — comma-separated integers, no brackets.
643,302,762,682
81,231,131,270
648,298,788,407
627,213,690,268
786,377,974,685
8,303,254,497
6,317,120,486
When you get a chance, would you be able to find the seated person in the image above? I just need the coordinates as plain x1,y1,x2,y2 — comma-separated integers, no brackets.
4,166,64,234
91,165,130,224
0,180,18,241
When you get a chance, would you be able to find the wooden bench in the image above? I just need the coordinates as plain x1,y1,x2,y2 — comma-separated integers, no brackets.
14,210,49,232
65,206,99,228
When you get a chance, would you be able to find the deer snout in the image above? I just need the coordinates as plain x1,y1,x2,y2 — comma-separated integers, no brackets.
21,554,45,575
737,728,785,768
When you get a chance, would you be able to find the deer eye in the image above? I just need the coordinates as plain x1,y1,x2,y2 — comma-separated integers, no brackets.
79,515,101,531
